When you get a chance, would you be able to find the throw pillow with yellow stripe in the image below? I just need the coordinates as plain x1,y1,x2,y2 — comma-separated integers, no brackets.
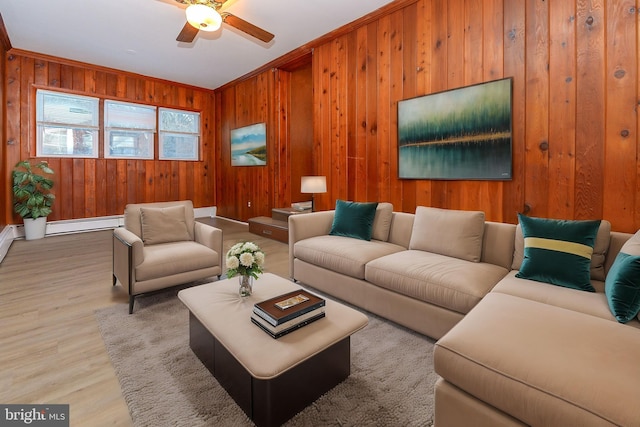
516,214,601,292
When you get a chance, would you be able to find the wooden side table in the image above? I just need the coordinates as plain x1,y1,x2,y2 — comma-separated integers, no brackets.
248,207,310,243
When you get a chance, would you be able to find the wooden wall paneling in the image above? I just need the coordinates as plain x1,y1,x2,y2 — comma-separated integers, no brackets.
95,159,107,216
313,43,332,211
454,0,485,214
273,69,289,209
482,0,506,222
376,15,392,205
502,0,526,224
523,0,550,218
574,0,606,220
4,54,21,223
637,3,640,229
288,62,313,204
330,36,348,203
353,26,370,203
0,46,6,227
17,57,31,167
389,10,404,210
72,158,85,218
428,0,448,208
365,22,380,205
414,0,433,208
346,31,358,203
85,158,98,217
400,2,418,213
548,0,577,220
602,0,637,232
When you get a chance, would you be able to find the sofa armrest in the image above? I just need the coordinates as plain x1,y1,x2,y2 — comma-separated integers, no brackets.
288,210,335,279
113,227,144,264
112,227,144,294
194,221,223,269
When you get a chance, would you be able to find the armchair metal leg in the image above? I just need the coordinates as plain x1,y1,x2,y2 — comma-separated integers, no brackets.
129,296,135,314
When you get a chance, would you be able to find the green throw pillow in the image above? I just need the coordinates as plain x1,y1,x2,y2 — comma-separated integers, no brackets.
515,214,601,291
605,252,640,323
329,200,379,241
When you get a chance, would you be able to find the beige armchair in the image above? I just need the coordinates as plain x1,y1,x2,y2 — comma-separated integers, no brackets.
112,200,223,313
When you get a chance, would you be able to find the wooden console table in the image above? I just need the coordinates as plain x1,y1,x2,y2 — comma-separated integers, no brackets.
248,207,309,243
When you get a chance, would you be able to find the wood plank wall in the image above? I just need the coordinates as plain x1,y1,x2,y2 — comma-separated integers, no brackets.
214,63,313,221
2,51,216,224
307,0,640,233
3,0,639,232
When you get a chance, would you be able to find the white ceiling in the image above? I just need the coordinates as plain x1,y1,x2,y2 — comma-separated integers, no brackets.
0,0,395,90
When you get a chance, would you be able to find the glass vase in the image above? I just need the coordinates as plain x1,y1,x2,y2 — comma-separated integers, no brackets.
238,275,253,297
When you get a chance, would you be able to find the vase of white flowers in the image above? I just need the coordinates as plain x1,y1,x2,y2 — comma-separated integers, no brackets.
225,241,265,297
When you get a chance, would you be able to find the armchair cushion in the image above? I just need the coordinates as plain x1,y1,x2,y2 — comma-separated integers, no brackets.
140,205,191,245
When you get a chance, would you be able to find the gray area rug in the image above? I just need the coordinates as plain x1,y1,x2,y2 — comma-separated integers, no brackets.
95,286,437,426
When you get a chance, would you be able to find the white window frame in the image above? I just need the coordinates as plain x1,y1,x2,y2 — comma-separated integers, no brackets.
158,108,201,161
104,100,156,159
36,89,99,158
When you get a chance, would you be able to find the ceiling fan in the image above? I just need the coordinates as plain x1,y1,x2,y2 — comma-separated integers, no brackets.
173,0,274,43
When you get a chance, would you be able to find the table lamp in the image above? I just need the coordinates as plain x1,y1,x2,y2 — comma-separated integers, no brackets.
301,176,327,212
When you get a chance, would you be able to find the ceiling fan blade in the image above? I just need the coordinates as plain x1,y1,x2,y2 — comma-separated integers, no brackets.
176,21,199,42
221,13,274,43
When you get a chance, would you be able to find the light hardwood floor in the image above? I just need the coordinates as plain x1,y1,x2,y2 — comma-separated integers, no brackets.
0,217,289,426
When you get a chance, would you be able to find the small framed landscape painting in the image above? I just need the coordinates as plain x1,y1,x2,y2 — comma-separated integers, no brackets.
398,77,513,180
230,123,267,166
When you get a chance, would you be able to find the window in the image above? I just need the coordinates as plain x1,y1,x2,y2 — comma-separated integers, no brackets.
36,90,99,157
104,101,156,159
159,108,200,160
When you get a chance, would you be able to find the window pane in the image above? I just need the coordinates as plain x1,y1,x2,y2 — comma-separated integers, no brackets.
105,130,154,159
105,101,156,130
159,108,199,133
37,90,99,126
36,90,99,158
159,133,199,160
38,125,98,157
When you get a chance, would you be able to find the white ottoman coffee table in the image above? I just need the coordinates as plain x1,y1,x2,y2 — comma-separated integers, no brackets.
178,273,368,427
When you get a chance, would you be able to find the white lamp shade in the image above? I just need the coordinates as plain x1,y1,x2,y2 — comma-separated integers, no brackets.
186,4,222,32
301,176,327,193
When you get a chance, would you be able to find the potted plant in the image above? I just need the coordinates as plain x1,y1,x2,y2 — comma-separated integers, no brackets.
12,160,55,240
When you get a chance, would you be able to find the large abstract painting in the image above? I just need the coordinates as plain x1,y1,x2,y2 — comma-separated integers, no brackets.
230,123,267,166
398,78,512,180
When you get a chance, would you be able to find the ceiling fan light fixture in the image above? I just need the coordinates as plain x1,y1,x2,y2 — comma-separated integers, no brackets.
185,4,222,32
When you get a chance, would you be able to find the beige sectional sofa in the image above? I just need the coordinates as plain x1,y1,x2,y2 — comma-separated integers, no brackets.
289,204,640,426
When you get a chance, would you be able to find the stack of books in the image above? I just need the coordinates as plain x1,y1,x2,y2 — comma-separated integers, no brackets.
251,289,326,338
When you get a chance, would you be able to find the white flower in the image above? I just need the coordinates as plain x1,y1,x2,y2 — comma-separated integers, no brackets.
243,242,258,252
226,256,239,269
254,251,265,266
239,252,255,267
230,242,243,255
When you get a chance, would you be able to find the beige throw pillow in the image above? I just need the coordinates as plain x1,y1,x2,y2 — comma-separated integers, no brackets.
371,202,394,242
140,205,192,245
511,219,611,281
409,206,485,262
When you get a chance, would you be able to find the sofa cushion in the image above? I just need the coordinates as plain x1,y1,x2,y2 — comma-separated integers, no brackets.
136,241,219,281
329,200,378,241
512,219,611,281
294,235,405,279
515,214,601,292
371,202,394,241
435,292,640,426
409,207,485,262
493,271,640,328
365,250,509,314
140,205,192,245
